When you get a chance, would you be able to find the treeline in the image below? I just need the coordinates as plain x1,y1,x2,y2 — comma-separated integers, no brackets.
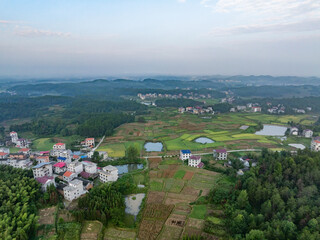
0,165,41,240
210,150,320,239
73,175,138,226
155,99,204,108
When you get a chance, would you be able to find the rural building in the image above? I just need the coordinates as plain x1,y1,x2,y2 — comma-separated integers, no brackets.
99,165,118,183
180,150,191,160
82,161,97,174
63,170,77,182
302,129,313,138
36,155,50,163
32,162,53,178
252,106,262,112
311,137,320,152
16,138,28,148
36,176,55,192
63,179,85,201
213,149,228,160
81,138,95,148
7,158,31,169
67,161,83,173
290,127,299,136
98,151,108,159
18,148,30,154
53,143,66,150
53,162,67,174
178,107,185,113
188,155,202,168
0,152,8,159
10,131,18,144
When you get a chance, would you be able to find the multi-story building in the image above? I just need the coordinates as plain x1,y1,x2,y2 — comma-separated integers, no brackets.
32,162,53,178
311,137,320,152
63,179,85,201
180,150,191,160
99,166,118,183
302,129,313,138
82,138,95,147
53,143,66,151
82,161,97,174
188,155,202,168
36,176,56,192
67,162,83,173
10,131,18,144
63,170,77,182
213,149,228,160
53,162,67,173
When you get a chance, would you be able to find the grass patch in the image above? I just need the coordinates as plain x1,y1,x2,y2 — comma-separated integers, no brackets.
189,205,207,219
150,180,163,191
32,138,54,151
174,169,186,179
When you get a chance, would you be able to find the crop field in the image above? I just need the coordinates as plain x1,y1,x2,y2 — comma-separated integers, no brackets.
32,138,54,151
137,157,222,240
104,226,136,239
81,221,103,240
97,108,316,157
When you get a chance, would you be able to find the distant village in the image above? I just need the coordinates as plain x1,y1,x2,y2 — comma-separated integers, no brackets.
137,92,214,100
0,131,118,202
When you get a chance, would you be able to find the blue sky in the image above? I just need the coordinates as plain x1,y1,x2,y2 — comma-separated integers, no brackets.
0,0,320,77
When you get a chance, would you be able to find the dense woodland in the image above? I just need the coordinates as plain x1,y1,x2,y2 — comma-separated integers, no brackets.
0,166,41,240
209,150,320,239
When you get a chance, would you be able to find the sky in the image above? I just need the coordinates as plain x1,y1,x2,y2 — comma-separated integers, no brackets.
0,0,320,78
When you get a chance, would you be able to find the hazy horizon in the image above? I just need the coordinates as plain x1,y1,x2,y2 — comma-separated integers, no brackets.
1,0,320,78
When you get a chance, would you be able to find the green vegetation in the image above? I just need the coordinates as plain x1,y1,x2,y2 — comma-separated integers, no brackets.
189,205,207,219
174,169,186,179
0,165,41,240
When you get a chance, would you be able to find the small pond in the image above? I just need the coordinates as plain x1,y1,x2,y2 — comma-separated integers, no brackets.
288,143,306,150
144,142,163,152
194,137,214,144
115,164,144,175
255,124,288,136
125,193,145,218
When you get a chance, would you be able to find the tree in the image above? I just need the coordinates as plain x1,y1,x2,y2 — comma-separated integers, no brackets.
246,230,266,240
126,146,139,161
237,190,249,209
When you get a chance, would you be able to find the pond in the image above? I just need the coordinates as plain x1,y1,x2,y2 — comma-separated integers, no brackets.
115,164,144,175
194,137,214,144
144,142,163,152
255,124,288,136
125,193,145,219
288,143,306,150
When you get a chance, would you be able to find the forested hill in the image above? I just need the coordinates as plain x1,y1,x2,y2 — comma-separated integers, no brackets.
212,149,320,239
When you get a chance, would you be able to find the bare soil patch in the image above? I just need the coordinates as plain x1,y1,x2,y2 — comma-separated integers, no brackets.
183,171,194,180
138,219,165,240
148,157,162,169
186,218,205,229
147,191,166,204
38,207,56,225
180,186,200,197
165,214,187,228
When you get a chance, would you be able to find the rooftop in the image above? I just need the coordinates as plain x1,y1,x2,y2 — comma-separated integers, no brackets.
63,171,74,177
54,143,65,146
36,176,54,184
215,149,227,153
53,162,66,168
190,155,201,160
32,162,52,169
181,150,191,154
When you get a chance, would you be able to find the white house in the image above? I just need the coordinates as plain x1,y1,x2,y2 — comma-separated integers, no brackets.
302,129,313,138
98,151,108,159
311,137,320,152
10,131,18,144
53,162,67,173
252,106,262,112
53,143,66,150
82,138,95,147
32,162,53,178
16,138,28,148
82,161,97,174
67,161,83,173
290,127,299,136
99,166,118,183
8,159,31,169
63,170,77,182
188,155,202,168
63,179,85,201
36,176,56,192
213,149,228,160
180,150,191,160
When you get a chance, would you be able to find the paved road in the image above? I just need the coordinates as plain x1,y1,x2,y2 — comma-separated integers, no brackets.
88,136,105,157
142,149,262,159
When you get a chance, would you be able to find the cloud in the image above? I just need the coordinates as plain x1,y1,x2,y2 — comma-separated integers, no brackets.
210,18,320,36
15,28,71,37
177,0,186,3
0,20,19,24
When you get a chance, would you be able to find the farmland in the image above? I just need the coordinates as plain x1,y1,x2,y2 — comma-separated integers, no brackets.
97,108,316,157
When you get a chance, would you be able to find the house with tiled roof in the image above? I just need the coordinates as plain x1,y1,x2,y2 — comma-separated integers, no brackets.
36,176,55,191
32,162,53,178
53,162,67,173
63,170,77,182
81,138,95,148
0,152,8,160
36,155,50,164
53,143,66,150
311,137,320,152
213,149,228,160
180,150,191,160
188,155,202,168
19,148,31,154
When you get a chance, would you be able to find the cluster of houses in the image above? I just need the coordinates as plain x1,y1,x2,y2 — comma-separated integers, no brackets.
289,127,313,138
311,137,320,152
179,148,228,168
267,104,286,114
178,106,214,115
0,133,117,202
230,103,262,113
138,92,214,101
220,97,235,104
9,131,30,148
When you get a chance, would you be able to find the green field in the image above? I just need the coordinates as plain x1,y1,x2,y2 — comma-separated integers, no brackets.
32,138,54,151
189,205,207,219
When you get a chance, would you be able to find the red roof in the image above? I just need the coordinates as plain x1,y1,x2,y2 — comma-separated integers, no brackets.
0,152,8,156
86,138,94,141
19,148,30,152
190,155,201,160
63,171,73,177
53,162,66,168
55,143,65,146
73,155,80,159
